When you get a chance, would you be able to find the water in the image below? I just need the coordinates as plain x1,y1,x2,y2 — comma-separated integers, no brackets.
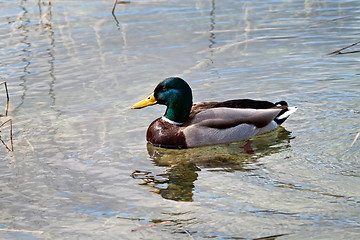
0,0,359,239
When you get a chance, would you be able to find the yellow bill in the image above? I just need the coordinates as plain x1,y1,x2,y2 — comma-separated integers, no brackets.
131,93,157,109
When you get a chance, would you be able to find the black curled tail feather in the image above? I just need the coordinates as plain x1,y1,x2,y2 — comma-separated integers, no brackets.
275,101,288,107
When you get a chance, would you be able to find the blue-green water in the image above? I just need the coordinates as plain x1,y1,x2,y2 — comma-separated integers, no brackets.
0,0,359,239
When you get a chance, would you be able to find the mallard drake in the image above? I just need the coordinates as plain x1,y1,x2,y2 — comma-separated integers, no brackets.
131,77,297,149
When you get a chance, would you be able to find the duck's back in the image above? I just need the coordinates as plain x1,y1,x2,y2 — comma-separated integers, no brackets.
191,99,284,111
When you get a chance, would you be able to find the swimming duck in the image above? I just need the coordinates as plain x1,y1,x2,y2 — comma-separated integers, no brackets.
131,77,297,149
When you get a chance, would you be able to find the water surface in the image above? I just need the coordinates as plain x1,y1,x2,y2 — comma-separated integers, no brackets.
0,0,359,239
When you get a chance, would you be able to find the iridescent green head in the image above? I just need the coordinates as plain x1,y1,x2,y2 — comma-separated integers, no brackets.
131,77,193,124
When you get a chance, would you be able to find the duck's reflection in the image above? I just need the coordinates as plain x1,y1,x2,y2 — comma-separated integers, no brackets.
132,127,294,202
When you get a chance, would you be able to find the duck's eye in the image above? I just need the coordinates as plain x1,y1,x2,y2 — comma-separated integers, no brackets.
160,88,168,92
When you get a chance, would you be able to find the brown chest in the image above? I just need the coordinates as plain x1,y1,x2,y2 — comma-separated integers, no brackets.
146,118,187,149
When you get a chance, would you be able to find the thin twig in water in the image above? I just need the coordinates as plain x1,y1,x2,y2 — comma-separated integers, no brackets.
0,118,13,151
131,220,171,232
0,81,10,116
327,40,360,55
112,0,117,15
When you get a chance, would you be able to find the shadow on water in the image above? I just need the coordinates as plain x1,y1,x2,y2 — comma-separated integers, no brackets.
132,127,294,202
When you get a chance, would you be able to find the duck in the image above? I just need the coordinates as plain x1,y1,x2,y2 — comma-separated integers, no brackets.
131,77,297,149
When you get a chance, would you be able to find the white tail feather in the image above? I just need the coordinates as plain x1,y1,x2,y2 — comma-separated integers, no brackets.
277,107,298,120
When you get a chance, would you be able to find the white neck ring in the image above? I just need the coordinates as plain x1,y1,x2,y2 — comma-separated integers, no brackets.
161,116,183,126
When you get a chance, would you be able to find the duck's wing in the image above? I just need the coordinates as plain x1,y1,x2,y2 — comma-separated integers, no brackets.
186,107,282,129
183,108,283,147
190,99,296,126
